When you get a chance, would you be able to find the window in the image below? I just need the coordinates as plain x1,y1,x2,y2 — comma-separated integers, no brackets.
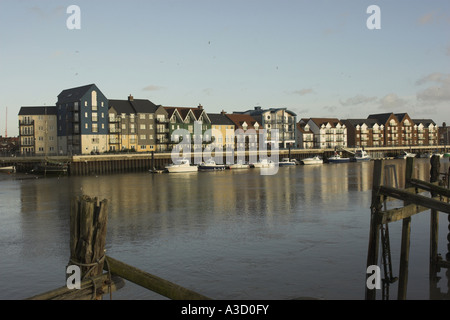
140,124,146,130
140,114,145,119
140,135,146,140
91,91,97,110
92,113,98,122
85,112,88,118
92,124,98,133
85,124,88,129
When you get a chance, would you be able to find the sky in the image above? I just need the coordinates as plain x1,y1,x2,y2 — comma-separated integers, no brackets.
0,0,449,137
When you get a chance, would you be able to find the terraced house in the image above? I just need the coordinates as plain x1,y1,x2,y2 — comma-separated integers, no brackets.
56,84,109,155
343,119,384,148
299,118,347,149
207,111,236,151
164,105,211,151
108,95,169,152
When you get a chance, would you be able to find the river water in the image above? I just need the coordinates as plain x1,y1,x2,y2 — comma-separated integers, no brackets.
1,158,450,300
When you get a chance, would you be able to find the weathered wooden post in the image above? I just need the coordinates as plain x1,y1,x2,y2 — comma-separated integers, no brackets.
68,195,109,299
397,157,414,300
430,155,440,278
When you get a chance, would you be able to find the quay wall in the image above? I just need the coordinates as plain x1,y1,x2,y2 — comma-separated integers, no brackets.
1,145,448,176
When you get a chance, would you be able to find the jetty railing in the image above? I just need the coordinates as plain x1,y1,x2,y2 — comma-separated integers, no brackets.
366,156,450,300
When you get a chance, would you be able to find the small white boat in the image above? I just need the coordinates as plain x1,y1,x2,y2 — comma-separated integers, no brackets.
0,166,16,173
165,159,198,173
252,159,275,168
351,149,371,162
396,151,416,159
279,158,298,166
432,151,443,158
327,152,350,164
419,153,432,158
198,159,226,171
301,156,323,165
227,161,250,169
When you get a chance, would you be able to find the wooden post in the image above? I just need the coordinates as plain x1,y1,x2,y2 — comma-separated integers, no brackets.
398,157,414,300
69,195,108,299
366,160,384,300
430,155,440,278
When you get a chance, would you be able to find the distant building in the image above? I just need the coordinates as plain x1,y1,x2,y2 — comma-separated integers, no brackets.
234,107,297,148
18,106,58,155
163,105,212,152
296,122,314,149
56,84,109,155
412,119,438,146
207,111,236,151
300,118,347,149
0,136,19,156
343,119,384,148
225,113,263,151
439,122,450,146
108,95,169,152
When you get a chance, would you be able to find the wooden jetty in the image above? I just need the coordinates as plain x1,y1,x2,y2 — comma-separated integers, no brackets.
27,195,211,300
366,156,450,300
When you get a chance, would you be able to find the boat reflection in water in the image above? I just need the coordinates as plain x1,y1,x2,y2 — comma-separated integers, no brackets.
2,158,449,300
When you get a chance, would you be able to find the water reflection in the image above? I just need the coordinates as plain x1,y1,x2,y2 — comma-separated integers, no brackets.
3,157,449,299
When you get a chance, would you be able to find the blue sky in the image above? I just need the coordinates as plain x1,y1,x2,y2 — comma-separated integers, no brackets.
1,0,449,137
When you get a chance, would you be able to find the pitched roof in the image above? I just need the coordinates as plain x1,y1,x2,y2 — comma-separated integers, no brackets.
18,106,57,116
344,118,381,128
235,106,297,117
57,84,97,104
413,119,436,126
109,98,160,114
368,112,396,124
225,114,262,130
308,118,344,128
296,122,313,133
208,113,235,126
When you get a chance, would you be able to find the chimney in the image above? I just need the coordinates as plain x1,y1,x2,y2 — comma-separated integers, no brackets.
221,110,226,115
254,106,261,110
128,94,134,101
198,104,203,109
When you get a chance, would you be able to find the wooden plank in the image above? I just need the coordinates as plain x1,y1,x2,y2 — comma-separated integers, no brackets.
381,203,432,224
378,186,450,214
409,179,450,198
397,217,411,300
26,274,125,300
104,255,212,300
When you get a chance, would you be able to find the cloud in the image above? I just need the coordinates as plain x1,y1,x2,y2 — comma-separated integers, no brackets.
418,12,434,25
339,94,377,106
142,85,164,91
416,73,450,104
291,88,315,96
378,93,408,110
418,12,450,25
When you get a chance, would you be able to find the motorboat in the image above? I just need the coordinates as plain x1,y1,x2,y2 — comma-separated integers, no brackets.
227,160,250,169
396,151,416,159
0,166,15,174
31,162,68,175
198,159,226,171
351,149,371,162
279,158,298,166
252,159,275,168
301,156,323,165
165,159,198,173
327,152,350,164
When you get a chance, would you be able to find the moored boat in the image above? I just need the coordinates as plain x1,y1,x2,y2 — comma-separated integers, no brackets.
301,156,323,165
396,151,416,159
165,159,198,173
227,161,250,169
0,166,16,173
252,159,275,168
198,159,226,171
327,152,350,164
279,158,298,166
350,149,371,162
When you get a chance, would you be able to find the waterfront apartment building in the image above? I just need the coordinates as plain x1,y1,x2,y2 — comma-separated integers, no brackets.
299,118,347,149
367,113,438,147
295,122,314,149
343,119,385,148
57,84,109,155
164,105,212,152
108,95,169,152
225,113,263,151
439,122,450,146
207,112,236,151
233,107,297,149
18,106,58,155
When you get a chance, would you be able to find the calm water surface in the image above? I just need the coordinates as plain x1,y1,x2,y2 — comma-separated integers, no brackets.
1,158,449,300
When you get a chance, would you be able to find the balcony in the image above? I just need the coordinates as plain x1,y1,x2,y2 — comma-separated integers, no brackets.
156,118,169,123
19,120,34,126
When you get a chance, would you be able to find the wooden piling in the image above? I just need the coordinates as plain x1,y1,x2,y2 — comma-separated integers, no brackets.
430,155,440,278
69,195,108,299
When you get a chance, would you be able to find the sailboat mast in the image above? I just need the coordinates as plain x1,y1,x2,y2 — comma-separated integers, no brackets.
5,107,7,138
